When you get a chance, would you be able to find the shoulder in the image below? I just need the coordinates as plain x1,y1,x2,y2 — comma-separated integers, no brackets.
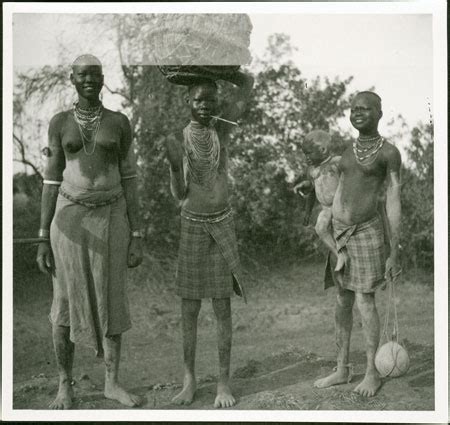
342,142,353,154
382,139,402,165
105,110,132,144
337,145,353,170
49,110,70,129
382,139,401,157
48,111,71,139
104,109,130,127
340,144,353,161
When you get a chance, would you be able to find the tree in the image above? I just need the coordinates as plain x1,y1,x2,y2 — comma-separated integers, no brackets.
13,66,71,179
120,33,355,257
400,122,433,270
12,29,355,259
120,66,190,249
227,34,353,258
14,23,433,271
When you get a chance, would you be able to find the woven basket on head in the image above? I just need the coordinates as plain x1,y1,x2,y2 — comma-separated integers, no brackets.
158,65,241,85
148,14,252,66
150,14,252,85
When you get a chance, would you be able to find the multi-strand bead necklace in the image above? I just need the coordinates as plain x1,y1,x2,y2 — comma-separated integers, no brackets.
184,121,220,189
353,134,384,165
73,102,103,155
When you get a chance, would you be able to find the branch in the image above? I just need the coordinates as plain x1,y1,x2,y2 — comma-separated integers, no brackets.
103,83,131,102
13,134,43,180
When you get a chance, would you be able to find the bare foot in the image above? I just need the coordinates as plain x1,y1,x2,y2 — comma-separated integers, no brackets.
314,368,350,389
104,382,143,407
353,371,381,397
214,381,236,408
335,251,348,272
172,375,196,406
49,380,74,409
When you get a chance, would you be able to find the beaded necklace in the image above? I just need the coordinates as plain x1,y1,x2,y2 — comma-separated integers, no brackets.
73,102,103,156
183,121,220,189
353,134,384,165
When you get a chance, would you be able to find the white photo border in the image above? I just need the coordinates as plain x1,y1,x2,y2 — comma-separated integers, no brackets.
3,1,447,422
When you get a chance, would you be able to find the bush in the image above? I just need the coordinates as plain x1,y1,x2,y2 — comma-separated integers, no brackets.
13,173,43,277
123,35,354,260
400,123,433,270
12,31,434,272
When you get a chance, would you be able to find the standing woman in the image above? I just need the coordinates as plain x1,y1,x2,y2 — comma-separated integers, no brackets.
36,55,143,409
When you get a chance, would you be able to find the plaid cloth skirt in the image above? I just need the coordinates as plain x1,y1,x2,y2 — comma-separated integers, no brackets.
176,208,246,301
324,214,386,293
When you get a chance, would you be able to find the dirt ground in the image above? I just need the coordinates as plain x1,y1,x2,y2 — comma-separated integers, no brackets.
12,252,434,411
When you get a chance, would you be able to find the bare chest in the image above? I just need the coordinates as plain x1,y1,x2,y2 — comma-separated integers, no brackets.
340,148,386,180
61,115,121,155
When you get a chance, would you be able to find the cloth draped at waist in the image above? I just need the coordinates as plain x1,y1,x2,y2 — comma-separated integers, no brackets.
332,215,381,252
59,181,123,208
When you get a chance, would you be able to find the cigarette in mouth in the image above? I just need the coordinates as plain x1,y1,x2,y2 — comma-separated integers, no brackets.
210,115,239,126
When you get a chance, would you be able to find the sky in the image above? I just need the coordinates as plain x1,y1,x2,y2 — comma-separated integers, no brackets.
249,14,433,135
12,13,433,146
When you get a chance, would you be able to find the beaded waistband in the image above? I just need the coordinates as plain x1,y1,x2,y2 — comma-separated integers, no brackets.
59,186,123,208
181,206,233,223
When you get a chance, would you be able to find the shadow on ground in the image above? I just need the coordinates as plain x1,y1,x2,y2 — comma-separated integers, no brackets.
13,340,434,410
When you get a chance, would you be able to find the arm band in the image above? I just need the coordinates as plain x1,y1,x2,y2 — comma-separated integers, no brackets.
38,229,50,239
43,180,62,186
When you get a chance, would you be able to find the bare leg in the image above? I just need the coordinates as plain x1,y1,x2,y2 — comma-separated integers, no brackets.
314,288,354,388
172,298,201,405
212,298,235,408
49,325,74,409
103,334,143,406
353,292,382,397
315,208,348,273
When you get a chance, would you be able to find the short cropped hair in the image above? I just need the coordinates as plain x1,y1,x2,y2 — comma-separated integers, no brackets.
355,91,382,111
72,54,102,69
304,130,331,150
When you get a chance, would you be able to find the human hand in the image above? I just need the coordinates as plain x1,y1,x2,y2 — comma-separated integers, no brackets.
128,237,143,268
294,180,312,197
36,241,55,276
384,255,402,283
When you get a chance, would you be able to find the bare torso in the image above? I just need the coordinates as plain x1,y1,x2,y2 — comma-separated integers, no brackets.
56,108,128,190
180,122,231,213
332,142,394,225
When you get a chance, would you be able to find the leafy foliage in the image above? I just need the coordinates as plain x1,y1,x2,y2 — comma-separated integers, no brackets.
13,174,43,275
122,66,190,249
400,123,433,270
228,34,352,257
119,34,354,257
12,29,434,271
13,66,72,177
